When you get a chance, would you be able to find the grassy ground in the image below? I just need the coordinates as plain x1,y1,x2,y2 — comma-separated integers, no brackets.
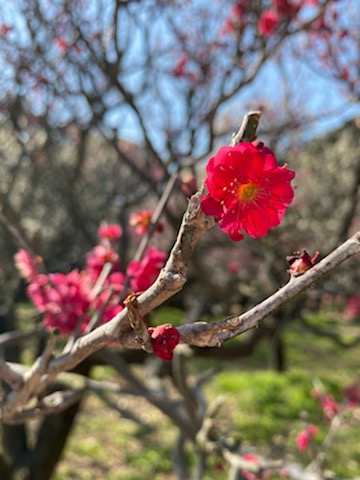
49,312,360,479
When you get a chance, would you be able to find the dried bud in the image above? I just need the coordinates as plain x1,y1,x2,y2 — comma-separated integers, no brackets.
287,250,319,277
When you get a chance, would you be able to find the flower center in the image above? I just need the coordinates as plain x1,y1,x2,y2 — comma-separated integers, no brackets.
237,182,258,202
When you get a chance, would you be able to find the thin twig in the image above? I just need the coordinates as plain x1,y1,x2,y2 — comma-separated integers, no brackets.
0,211,34,253
116,173,179,305
134,173,179,262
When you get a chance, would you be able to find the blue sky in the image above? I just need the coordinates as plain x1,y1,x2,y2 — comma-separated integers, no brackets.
1,0,359,152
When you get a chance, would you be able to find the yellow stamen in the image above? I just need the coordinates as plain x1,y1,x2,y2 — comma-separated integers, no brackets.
237,182,258,202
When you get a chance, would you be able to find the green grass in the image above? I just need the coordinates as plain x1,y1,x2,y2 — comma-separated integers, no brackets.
149,306,185,327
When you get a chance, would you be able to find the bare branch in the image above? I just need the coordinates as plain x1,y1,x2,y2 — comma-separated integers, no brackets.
43,187,215,376
177,232,360,347
2,389,84,425
133,173,179,262
0,358,24,391
23,206,360,383
0,326,44,348
2,111,359,428
2,331,59,421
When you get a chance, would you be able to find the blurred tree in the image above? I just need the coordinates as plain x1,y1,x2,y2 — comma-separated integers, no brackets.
0,0,360,478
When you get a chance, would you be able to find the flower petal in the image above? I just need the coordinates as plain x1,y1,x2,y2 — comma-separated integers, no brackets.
201,194,223,217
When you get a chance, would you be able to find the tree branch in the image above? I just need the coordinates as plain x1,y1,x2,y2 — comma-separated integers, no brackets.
177,231,360,347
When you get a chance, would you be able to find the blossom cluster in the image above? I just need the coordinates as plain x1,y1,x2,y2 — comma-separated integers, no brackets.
218,0,320,39
14,222,176,358
257,0,300,37
296,382,360,453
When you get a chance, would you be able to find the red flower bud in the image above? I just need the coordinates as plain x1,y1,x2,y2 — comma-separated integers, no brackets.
148,323,180,360
287,250,319,277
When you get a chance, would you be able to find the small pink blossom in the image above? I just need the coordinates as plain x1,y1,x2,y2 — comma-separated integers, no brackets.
55,37,68,52
220,18,238,36
308,424,318,436
312,389,340,421
130,210,151,234
107,272,126,291
129,210,164,235
220,2,247,36
297,434,309,451
86,245,120,282
27,270,91,334
27,274,49,313
258,10,279,36
170,54,199,84
98,224,123,241
242,453,260,462
321,395,341,421
239,453,264,480
127,246,167,292
297,424,318,451
14,249,42,282
344,295,360,319
228,261,240,274
171,54,189,77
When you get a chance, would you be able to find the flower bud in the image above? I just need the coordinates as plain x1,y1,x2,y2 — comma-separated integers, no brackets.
287,250,319,277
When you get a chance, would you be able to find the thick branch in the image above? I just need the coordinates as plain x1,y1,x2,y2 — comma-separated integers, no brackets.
3,389,84,424
45,188,215,375
48,229,360,379
3,114,360,424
